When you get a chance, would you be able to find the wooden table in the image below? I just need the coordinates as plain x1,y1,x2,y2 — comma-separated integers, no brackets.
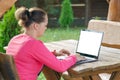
45,39,120,80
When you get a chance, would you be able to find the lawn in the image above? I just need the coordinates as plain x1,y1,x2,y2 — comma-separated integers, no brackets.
37,26,86,80
40,27,86,42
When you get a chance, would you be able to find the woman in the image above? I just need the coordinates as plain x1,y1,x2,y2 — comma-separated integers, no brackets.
6,7,77,80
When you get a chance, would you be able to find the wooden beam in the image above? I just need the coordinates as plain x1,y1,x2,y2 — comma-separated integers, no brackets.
85,0,91,26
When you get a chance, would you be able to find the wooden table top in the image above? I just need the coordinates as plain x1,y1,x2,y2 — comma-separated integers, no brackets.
45,39,120,77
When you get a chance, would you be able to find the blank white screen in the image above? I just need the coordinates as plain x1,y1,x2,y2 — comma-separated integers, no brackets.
76,30,103,56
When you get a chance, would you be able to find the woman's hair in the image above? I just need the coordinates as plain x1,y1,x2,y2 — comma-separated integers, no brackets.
15,7,47,27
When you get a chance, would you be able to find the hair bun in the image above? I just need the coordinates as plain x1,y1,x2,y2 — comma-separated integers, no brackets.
24,10,31,19
15,7,30,21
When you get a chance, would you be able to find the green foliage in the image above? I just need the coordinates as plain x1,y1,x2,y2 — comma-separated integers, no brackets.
0,5,21,53
94,16,102,20
37,73,46,80
59,0,74,28
47,6,60,17
16,0,37,8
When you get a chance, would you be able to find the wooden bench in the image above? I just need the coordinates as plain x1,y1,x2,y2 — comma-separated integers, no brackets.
0,52,19,80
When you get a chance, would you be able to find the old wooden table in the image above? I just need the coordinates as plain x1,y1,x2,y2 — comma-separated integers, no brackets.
45,39,120,80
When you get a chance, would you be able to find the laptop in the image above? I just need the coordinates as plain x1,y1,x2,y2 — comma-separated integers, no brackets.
75,29,104,65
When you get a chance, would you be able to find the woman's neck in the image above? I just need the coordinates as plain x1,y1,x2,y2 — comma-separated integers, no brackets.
24,29,37,39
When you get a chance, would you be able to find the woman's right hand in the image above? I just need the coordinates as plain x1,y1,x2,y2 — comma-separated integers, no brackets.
75,54,86,61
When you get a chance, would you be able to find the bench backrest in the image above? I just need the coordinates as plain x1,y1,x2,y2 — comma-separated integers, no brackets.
0,52,19,80
88,20,120,49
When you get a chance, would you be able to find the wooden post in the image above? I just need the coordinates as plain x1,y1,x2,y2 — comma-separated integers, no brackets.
85,0,91,26
107,0,120,22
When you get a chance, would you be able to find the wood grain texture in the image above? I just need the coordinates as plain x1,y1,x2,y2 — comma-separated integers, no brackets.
107,0,120,22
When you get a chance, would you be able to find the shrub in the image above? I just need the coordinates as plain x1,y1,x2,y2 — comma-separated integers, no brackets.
0,5,21,53
59,0,74,28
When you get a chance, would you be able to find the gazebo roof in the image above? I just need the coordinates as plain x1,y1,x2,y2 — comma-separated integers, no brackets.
0,0,17,18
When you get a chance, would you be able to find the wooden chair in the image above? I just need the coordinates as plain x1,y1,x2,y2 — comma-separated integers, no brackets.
88,20,120,49
0,52,19,80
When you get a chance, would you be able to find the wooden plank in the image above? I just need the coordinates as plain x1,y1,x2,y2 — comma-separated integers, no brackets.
85,0,91,26
82,76,91,80
68,51,120,74
62,71,83,80
91,74,102,80
45,40,78,53
107,0,120,22
109,71,120,80
68,66,120,78
101,46,120,54
42,66,61,80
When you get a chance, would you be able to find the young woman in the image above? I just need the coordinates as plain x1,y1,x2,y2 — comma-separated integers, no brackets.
6,7,77,80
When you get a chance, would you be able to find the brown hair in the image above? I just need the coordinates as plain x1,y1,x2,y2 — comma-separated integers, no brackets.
15,7,47,27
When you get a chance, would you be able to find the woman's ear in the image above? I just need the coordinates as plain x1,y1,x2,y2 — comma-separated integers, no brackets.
33,23,38,30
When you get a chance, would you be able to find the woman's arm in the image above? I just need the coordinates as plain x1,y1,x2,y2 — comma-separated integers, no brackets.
31,41,76,72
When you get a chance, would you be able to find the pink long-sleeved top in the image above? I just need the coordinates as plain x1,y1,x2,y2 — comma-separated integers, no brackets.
6,34,76,80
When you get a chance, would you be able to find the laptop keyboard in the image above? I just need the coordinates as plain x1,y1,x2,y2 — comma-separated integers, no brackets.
76,57,97,65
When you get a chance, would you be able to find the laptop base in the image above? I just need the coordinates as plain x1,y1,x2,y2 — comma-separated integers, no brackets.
75,59,98,65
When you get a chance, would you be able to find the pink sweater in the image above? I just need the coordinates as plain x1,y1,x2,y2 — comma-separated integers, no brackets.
6,34,76,80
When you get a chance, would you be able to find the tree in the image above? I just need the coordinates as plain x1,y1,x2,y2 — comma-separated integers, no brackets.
59,0,74,28
0,5,21,53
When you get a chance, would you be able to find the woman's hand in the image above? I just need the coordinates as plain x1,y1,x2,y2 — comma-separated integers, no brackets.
75,54,86,61
53,49,71,56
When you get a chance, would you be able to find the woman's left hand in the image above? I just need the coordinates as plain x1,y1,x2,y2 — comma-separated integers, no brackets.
53,49,71,56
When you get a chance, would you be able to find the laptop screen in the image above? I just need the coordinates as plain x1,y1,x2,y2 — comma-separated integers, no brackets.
76,30,103,58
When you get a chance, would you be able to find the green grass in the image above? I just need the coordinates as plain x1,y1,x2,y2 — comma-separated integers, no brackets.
37,26,86,80
37,73,46,80
40,27,86,42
